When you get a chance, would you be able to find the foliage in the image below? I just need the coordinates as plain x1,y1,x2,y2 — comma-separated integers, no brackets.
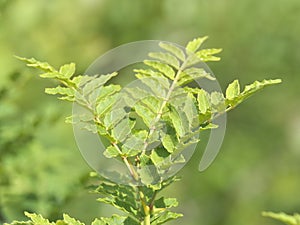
4,211,127,225
10,37,281,225
263,212,300,225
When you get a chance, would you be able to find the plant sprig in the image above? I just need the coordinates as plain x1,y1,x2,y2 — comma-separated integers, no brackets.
10,37,281,225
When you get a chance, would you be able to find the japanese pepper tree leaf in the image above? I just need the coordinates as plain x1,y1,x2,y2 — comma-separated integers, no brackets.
159,42,185,61
148,52,180,69
186,36,208,53
92,215,134,225
103,145,121,158
197,89,211,114
151,211,183,225
59,63,76,79
82,72,118,97
196,48,223,62
154,197,179,209
62,214,85,225
225,79,282,108
45,86,75,101
144,60,175,80
242,79,282,99
226,79,240,100
15,56,55,73
262,212,300,225
24,212,55,225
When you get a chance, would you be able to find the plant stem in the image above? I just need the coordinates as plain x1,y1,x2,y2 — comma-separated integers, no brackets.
142,58,188,154
143,213,151,225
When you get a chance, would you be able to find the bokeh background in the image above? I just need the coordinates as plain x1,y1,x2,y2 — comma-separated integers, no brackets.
0,0,299,225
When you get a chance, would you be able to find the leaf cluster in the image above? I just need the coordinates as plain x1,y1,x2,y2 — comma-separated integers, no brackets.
15,37,281,225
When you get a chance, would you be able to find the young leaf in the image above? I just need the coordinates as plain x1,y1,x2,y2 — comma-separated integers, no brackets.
168,106,189,137
45,86,75,101
59,63,76,79
210,91,226,112
197,89,210,114
144,60,175,80
149,52,180,69
82,72,118,97
154,197,179,209
242,79,282,98
161,134,176,153
186,36,208,53
103,145,120,158
262,212,300,225
195,48,223,62
24,212,54,225
151,211,183,225
226,79,240,100
159,42,185,61
134,69,170,89
63,214,85,225
16,56,55,73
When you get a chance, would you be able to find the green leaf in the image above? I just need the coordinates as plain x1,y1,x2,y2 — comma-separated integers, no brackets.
45,86,75,101
184,93,200,128
63,214,84,225
96,94,118,117
134,101,157,128
103,145,120,158
82,72,118,97
154,197,179,209
225,79,282,108
111,118,132,142
159,42,185,61
72,75,94,87
91,215,127,225
242,79,282,98
226,79,240,100
168,106,189,137
4,221,32,225
186,36,208,53
24,212,54,225
197,89,210,114
149,52,180,69
137,155,161,186
144,60,175,80
16,56,55,73
134,69,170,90
95,180,140,218
210,91,226,112
195,48,223,62
137,78,169,99
200,123,218,130
161,134,176,153
262,212,300,225
122,130,147,154
178,67,215,86
59,63,76,79
184,67,215,80
151,211,183,225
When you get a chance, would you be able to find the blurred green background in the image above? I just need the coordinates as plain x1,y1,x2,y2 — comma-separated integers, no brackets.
0,0,299,225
